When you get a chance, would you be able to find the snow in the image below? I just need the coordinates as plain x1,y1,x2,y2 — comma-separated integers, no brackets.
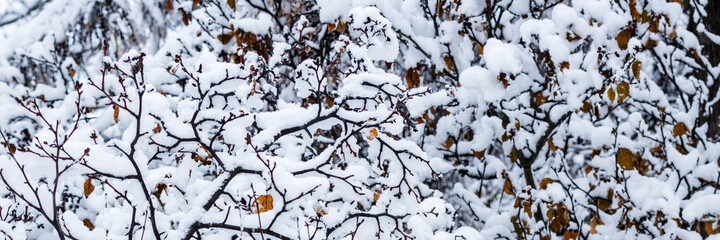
1,0,719,239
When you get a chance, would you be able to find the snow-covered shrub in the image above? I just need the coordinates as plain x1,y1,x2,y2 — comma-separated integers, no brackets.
1,0,720,239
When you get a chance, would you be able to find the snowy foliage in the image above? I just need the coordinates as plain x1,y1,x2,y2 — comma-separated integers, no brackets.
1,0,720,239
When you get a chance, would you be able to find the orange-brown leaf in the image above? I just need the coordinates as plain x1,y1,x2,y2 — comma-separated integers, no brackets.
540,178,554,190
227,0,236,10
252,194,274,214
590,216,604,234
367,128,379,140
442,136,454,150
405,68,420,89
82,218,95,231
153,123,162,133
472,149,486,160
165,0,174,10
548,138,558,152
113,105,119,123
673,122,689,136
83,178,94,199
503,179,515,195
563,231,579,240
535,93,548,106
217,33,234,44
559,61,570,72
444,55,456,72
7,143,16,155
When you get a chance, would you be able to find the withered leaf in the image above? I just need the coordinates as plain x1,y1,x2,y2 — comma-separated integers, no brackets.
607,87,616,103
227,0,236,10
617,81,630,102
472,149,486,160
540,178,554,190
252,194,274,214
673,122,689,136
113,105,119,123
631,61,642,80
616,28,632,50
84,178,94,199
82,218,95,231
590,216,604,234
442,136,454,150
443,55,456,72
616,148,636,170
367,128,379,140
535,93,548,106
165,0,173,10
548,137,558,152
217,33,234,44
8,143,16,155
405,68,420,89
503,179,515,195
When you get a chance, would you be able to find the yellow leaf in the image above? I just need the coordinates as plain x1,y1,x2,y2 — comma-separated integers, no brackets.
617,81,630,103
367,128,378,140
673,122,689,136
607,87,616,103
373,189,381,201
616,148,636,170
631,61,642,80
83,178,94,199
252,194,273,214
616,28,632,50
82,218,95,231
113,105,119,123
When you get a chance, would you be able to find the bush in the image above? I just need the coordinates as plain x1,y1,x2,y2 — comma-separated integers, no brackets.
1,0,720,239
